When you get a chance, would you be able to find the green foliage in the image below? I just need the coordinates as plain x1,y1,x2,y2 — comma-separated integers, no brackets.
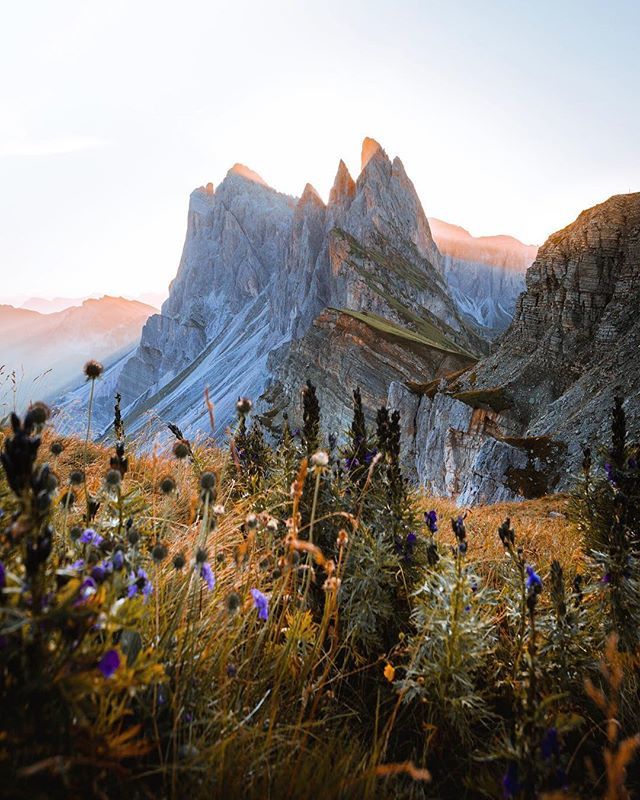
0,390,639,799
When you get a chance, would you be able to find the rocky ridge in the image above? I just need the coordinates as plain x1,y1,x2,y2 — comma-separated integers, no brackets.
390,193,640,504
57,138,484,440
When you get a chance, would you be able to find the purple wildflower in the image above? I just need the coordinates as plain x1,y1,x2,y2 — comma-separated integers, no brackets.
602,573,612,584
424,510,438,534
91,562,111,584
526,564,542,591
70,558,85,570
344,456,360,470
502,763,521,798
98,649,120,678
111,550,124,571
604,463,616,484
250,588,269,621
363,449,378,465
79,528,103,547
200,562,215,591
75,576,97,604
0,561,5,590
127,568,153,601
541,727,559,761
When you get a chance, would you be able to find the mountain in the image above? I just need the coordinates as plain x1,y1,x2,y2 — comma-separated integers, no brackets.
19,293,164,314
428,218,537,333
390,192,640,503
56,138,486,441
0,296,156,414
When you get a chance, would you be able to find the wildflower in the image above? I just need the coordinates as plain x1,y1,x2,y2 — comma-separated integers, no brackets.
344,456,360,470
226,592,241,614
502,762,521,798
363,448,378,465
49,441,64,456
226,663,237,678
105,468,121,488
604,462,616,484
172,552,186,571
69,469,84,486
498,517,515,549
79,529,103,547
28,401,50,426
173,441,190,460
127,568,153,600
83,360,103,380
0,412,41,495
159,475,176,494
451,514,467,554
200,471,216,499
425,509,438,534
310,450,329,468
526,564,542,591
236,396,253,415
98,649,120,678
383,663,395,682
250,588,269,620
111,550,124,571
245,513,258,529
76,576,97,602
200,562,215,590
0,561,5,591
126,528,140,546
91,563,110,583
152,543,168,563
337,529,349,547
541,727,559,761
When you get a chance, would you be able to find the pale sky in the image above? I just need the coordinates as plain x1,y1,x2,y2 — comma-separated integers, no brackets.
1,0,638,300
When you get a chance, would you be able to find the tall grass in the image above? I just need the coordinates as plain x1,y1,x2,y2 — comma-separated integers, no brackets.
0,381,638,799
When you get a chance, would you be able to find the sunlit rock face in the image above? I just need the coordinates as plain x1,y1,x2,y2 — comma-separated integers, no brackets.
395,193,640,504
56,138,484,443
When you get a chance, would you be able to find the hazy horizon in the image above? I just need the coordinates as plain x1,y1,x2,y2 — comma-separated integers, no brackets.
1,0,638,299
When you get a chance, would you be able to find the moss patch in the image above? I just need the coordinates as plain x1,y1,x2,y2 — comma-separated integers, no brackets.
452,387,513,414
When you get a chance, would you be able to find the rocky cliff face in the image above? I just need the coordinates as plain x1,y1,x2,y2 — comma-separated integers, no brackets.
394,193,640,504
429,218,537,333
57,138,485,441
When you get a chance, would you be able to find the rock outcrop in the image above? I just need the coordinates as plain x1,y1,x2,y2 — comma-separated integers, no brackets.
394,193,640,504
57,138,485,442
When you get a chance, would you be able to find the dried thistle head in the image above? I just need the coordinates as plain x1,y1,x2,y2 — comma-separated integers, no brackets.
83,360,104,380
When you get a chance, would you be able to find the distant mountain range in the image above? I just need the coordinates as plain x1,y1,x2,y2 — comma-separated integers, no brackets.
54,138,536,444
0,296,156,414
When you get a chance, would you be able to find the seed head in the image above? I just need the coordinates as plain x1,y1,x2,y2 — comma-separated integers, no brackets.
105,469,122,487
28,401,51,426
236,397,252,415
172,552,186,570
159,475,176,495
245,513,258,529
311,450,329,468
152,543,168,563
127,528,140,546
213,503,225,515
84,360,104,380
226,592,241,614
173,441,190,460
195,547,208,564
69,469,84,486
50,441,64,457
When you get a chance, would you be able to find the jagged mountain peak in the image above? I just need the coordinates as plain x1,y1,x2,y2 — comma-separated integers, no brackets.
360,136,386,171
328,159,356,209
225,163,271,188
298,183,325,208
